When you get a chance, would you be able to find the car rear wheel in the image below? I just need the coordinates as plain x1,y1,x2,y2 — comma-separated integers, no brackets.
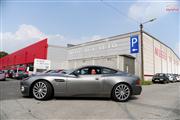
112,83,131,102
152,80,156,83
32,81,53,100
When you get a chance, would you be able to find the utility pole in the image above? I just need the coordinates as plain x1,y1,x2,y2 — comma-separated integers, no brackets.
140,18,156,81
140,23,144,81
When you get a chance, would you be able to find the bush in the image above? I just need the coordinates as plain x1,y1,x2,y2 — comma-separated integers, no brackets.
141,80,152,85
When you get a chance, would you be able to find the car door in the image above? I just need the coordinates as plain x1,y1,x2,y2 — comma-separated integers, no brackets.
66,67,103,96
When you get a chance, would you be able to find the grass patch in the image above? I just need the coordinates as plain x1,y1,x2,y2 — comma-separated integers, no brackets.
141,80,152,85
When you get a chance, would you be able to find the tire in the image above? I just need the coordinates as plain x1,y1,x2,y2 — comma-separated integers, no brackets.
0,79,5,81
32,80,53,100
162,80,166,84
112,83,131,102
152,80,156,83
166,80,170,83
163,79,168,84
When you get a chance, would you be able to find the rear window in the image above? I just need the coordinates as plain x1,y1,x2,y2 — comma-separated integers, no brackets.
102,68,117,74
159,74,164,76
155,73,165,76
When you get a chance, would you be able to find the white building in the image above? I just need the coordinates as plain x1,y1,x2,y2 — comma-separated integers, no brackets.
59,31,179,80
4,30,178,80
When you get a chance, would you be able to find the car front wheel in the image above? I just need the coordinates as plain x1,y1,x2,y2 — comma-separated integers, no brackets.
112,83,131,102
32,81,53,100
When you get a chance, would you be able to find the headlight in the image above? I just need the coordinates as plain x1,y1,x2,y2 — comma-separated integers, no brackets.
21,86,25,92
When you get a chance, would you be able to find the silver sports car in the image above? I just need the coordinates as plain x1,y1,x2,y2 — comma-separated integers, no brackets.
20,65,142,102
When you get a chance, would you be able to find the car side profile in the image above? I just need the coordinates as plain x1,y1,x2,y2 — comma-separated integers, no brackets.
20,66,142,102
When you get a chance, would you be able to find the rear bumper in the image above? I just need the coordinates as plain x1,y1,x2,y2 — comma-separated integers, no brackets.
152,78,166,82
132,85,142,95
0,76,5,80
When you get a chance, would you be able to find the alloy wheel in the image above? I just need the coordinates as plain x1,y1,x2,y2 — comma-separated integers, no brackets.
114,84,130,101
33,81,48,99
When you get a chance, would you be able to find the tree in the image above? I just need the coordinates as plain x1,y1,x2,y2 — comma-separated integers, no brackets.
0,51,8,58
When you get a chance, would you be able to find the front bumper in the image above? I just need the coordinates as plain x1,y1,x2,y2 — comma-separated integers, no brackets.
132,85,142,95
20,81,30,96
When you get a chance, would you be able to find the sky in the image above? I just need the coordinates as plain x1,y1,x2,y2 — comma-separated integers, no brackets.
0,0,180,57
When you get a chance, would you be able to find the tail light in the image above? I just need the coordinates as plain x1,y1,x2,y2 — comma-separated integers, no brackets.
136,79,141,85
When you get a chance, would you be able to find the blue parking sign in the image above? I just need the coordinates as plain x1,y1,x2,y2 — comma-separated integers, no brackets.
130,35,139,53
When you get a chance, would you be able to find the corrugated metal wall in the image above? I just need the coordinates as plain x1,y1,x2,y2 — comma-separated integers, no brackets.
143,32,180,80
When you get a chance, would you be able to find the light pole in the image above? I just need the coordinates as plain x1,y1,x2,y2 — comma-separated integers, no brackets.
140,18,156,81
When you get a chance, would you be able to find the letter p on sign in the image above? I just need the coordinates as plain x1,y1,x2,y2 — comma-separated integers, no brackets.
130,35,139,53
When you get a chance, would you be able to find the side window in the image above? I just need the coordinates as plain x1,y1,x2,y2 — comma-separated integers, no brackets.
74,67,102,75
102,68,117,74
75,67,89,75
80,67,89,75
90,67,101,75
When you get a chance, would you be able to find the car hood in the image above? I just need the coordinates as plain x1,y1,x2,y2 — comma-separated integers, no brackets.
31,73,68,77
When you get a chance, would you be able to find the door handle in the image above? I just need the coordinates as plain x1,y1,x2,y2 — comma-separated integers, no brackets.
55,79,65,82
95,78,99,80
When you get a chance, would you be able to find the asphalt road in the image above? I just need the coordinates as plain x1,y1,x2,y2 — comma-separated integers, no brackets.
0,79,180,120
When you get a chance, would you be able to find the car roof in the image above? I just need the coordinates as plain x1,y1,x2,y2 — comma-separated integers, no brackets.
79,65,110,68
77,65,118,71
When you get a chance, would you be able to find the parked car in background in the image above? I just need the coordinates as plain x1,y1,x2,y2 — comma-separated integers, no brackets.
5,70,14,78
176,74,180,82
173,74,180,82
166,74,175,83
20,65,142,102
0,71,6,81
152,73,169,84
12,70,29,80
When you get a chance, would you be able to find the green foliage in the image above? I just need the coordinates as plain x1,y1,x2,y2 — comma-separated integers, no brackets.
0,51,8,58
141,80,152,85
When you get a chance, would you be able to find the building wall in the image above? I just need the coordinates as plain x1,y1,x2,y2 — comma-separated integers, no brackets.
67,31,179,80
47,45,68,69
68,32,140,60
68,55,119,69
67,31,141,76
143,33,154,78
143,32,180,80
